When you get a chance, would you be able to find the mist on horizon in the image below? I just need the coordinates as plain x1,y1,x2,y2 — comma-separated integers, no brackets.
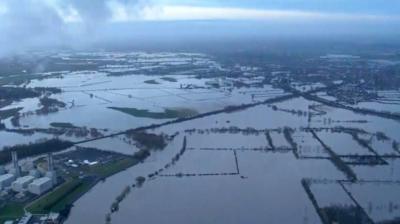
0,0,399,55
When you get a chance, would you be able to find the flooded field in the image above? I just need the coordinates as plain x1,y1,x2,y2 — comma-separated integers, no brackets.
1,51,400,224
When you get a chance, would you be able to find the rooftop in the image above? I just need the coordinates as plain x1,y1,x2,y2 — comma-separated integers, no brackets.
0,174,14,181
30,177,51,186
14,176,35,184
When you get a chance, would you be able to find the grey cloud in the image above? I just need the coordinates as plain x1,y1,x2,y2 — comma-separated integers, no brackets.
0,0,398,57
0,1,63,56
0,0,150,56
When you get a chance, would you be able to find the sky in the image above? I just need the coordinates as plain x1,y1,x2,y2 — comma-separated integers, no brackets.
0,0,399,55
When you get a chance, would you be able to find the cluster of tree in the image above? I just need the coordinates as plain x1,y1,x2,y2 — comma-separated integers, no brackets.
303,91,400,121
345,155,385,166
105,213,112,224
63,126,103,139
111,186,131,213
135,176,146,187
0,139,74,165
376,131,390,141
185,126,268,136
132,149,151,162
393,141,400,153
10,114,20,127
161,172,238,178
39,97,66,108
265,131,275,150
323,205,369,224
328,126,368,135
283,127,297,150
169,137,186,165
272,105,309,117
328,86,377,105
301,179,331,223
36,97,66,115
0,86,62,101
0,107,21,120
0,87,39,100
310,130,357,181
126,131,167,150
33,87,62,94
148,137,187,179
5,126,104,140
350,134,387,165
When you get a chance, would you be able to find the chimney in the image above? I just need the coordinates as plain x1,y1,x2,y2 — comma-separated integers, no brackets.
46,153,57,185
47,153,54,171
11,151,21,177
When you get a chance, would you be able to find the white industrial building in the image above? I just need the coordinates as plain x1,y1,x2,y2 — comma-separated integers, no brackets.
28,177,52,195
0,174,15,190
12,176,35,192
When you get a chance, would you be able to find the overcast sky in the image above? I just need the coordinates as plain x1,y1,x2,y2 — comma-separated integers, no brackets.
0,0,399,55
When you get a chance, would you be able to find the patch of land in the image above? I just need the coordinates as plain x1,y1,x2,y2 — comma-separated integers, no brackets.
0,202,24,223
0,107,22,120
125,131,168,150
50,122,78,129
160,77,178,82
0,87,39,100
108,107,199,119
144,80,159,84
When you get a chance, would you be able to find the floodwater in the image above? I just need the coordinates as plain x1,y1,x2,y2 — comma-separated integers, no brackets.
1,52,400,223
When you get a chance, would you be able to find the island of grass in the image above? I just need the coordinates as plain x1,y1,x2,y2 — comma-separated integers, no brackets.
109,107,199,119
50,122,78,129
126,131,167,150
0,202,25,223
160,77,178,82
144,79,160,84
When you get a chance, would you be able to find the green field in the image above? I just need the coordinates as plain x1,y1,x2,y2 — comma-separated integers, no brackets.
109,107,198,119
90,157,138,177
0,203,24,223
